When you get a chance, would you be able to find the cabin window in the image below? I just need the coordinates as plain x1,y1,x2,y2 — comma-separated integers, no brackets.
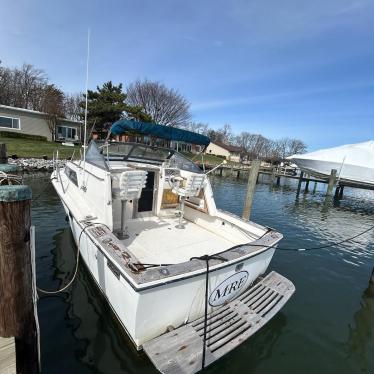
86,141,108,169
168,152,203,173
65,166,78,186
0,115,20,130
129,145,171,162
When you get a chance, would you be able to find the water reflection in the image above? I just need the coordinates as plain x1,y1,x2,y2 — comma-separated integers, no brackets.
41,227,155,373
346,276,374,373
206,313,288,374
28,172,374,374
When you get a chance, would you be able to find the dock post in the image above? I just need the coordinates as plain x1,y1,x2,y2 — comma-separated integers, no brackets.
304,174,310,192
0,185,39,374
0,143,6,164
296,171,304,196
271,167,276,185
339,185,344,199
326,169,337,196
334,186,340,199
313,181,317,194
0,143,17,174
242,160,261,220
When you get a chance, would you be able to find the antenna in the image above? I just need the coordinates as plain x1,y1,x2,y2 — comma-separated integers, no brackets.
82,29,90,190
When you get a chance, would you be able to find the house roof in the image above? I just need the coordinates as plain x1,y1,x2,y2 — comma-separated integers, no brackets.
0,104,83,125
213,141,246,153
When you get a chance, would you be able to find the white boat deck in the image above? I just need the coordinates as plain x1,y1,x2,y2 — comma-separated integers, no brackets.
122,215,242,265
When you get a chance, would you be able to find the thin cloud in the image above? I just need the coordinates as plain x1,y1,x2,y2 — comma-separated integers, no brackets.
191,80,374,111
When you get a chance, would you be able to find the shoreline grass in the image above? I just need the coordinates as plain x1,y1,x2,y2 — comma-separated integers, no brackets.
0,136,80,159
0,136,241,166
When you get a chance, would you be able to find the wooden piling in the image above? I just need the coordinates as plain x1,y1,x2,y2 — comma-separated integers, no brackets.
242,160,261,220
0,185,39,374
271,167,276,185
296,171,304,196
334,186,340,199
326,169,337,196
0,143,6,164
304,174,310,192
313,181,317,194
339,185,344,199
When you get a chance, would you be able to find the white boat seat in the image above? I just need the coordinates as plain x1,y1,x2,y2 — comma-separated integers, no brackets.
171,173,205,229
117,170,148,239
119,170,148,200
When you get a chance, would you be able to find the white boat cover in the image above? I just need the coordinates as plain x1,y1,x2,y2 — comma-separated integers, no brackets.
288,140,374,185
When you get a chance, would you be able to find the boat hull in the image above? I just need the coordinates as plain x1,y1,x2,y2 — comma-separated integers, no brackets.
292,158,374,185
63,203,276,348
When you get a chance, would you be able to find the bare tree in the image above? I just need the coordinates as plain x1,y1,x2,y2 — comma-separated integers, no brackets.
40,85,65,140
273,138,290,159
126,79,191,127
234,131,307,160
0,62,47,110
217,124,234,143
287,139,307,155
18,64,46,109
235,132,260,152
184,122,209,134
63,92,83,121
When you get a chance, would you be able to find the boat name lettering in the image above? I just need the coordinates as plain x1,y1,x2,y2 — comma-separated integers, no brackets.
209,271,249,307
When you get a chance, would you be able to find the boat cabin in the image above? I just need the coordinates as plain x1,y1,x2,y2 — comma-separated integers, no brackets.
60,140,266,266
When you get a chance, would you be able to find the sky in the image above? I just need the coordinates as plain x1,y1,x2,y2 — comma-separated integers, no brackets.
1,0,374,150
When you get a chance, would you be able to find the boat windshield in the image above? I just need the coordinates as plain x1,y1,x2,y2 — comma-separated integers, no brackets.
87,141,202,173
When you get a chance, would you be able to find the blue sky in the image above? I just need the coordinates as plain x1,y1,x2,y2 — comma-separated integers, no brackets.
1,0,374,150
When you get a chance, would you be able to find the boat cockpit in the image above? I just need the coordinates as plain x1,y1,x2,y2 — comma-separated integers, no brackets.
60,140,268,267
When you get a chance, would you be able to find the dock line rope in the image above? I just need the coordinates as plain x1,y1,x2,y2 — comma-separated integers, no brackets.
0,171,23,185
244,223,374,252
190,254,228,371
37,222,105,295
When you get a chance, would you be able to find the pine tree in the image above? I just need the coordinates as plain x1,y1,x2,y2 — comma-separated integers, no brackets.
80,81,151,137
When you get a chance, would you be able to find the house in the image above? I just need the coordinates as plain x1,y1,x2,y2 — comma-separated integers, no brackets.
0,104,82,142
205,141,245,162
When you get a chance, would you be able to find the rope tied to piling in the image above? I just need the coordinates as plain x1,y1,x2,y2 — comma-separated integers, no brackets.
244,223,374,252
37,222,109,295
0,171,23,185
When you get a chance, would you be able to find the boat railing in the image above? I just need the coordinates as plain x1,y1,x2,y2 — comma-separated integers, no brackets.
52,149,65,193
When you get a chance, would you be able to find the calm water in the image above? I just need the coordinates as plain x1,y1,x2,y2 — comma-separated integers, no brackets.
29,172,374,374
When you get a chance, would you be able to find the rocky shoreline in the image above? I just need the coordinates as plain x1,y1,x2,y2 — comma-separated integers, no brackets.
7,157,66,171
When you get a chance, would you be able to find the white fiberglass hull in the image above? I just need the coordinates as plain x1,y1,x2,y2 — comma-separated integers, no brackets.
62,201,275,348
290,140,374,185
292,158,374,185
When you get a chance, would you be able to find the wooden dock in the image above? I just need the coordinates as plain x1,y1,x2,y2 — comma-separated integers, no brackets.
143,271,295,374
204,162,374,199
0,337,16,374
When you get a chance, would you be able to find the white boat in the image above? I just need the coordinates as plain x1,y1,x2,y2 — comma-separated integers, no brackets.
289,140,374,186
51,120,294,372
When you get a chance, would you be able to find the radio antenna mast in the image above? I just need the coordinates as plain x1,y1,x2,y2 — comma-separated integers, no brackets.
82,29,90,190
